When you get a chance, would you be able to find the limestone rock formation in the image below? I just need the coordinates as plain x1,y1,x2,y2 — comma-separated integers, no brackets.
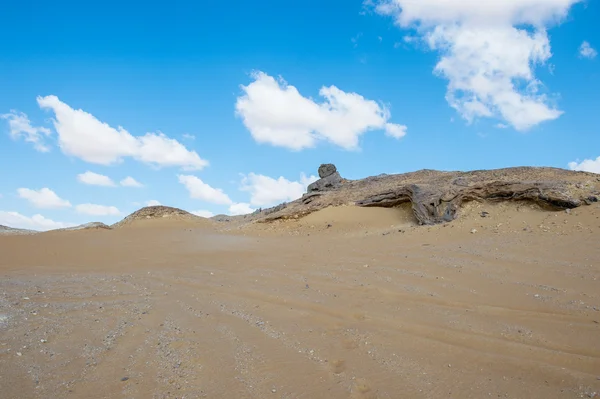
259,166,600,226
318,163,337,178
308,164,343,193
355,181,585,225
308,172,343,193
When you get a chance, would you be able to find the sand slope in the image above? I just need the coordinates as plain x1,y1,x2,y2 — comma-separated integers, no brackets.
1,201,599,398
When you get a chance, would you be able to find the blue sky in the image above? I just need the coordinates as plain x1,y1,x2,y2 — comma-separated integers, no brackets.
1,0,599,230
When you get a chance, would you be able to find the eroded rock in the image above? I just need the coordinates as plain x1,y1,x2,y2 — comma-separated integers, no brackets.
356,181,582,225
256,166,599,226
307,172,343,193
318,164,337,178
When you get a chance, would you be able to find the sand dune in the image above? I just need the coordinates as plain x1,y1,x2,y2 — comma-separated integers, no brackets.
1,199,599,398
115,216,214,230
299,204,417,229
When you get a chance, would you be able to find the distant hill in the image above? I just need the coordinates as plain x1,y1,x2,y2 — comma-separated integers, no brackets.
0,225,37,236
111,206,209,228
54,222,112,232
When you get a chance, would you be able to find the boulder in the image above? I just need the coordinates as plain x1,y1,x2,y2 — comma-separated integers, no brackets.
318,164,337,178
307,172,343,193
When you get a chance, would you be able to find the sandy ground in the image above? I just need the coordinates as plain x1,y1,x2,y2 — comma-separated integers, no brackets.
1,202,599,398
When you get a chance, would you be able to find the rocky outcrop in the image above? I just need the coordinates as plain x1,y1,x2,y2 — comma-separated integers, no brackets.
308,164,344,193
258,165,600,226
307,172,343,193
356,181,586,225
318,164,337,178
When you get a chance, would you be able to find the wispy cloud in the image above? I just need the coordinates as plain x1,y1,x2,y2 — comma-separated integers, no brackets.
579,41,597,59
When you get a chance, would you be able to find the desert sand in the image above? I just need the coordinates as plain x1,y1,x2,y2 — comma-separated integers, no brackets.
1,168,600,398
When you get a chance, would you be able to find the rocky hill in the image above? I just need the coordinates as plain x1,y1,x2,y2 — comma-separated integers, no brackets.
242,164,600,226
0,225,37,235
111,206,205,228
57,222,112,232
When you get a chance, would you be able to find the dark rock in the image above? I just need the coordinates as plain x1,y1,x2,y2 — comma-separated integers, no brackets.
481,211,490,218
307,172,342,193
301,193,322,204
318,164,337,178
264,202,287,215
585,196,598,205
356,181,581,226
121,377,129,382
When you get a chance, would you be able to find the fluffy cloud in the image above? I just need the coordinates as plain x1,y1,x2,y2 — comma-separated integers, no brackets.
235,72,407,150
17,188,72,209
228,203,255,216
36,95,208,170
75,203,121,216
77,171,116,187
120,176,144,187
240,173,318,207
0,211,74,231
191,210,214,218
579,41,597,59
146,200,161,206
1,110,52,152
370,0,580,130
384,123,407,139
568,157,600,174
178,175,233,205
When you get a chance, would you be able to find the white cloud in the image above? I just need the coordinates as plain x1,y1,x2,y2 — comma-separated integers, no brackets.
120,176,143,187
370,0,580,130
384,123,407,139
495,123,509,129
579,41,597,59
178,175,233,205
36,95,208,170
1,110,52,152
191,210,214,218
240,173,318,207
75,203,121,216
235,72,406,151
77,171,116,187
17,188,72,209
0,211,75,231
182,133,195,140
146,200,161,206
568,157,600,174
228,203,255,216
